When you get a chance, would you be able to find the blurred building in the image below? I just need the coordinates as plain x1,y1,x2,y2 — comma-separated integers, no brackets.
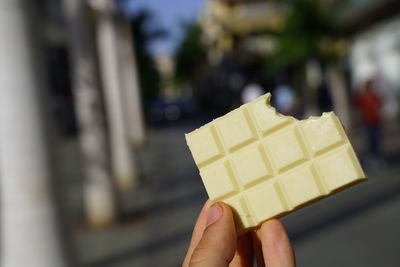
196,0,400,121
199,0,288,64
39,0,77,135
340,0,400,120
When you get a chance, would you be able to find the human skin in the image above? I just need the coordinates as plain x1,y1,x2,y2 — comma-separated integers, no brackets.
183,201,296,267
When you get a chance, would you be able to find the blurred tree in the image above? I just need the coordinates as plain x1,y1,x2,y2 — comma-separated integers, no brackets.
267,0,338,70
174,23,240,112
130,10,168,109
267,0,352,128
174,22,207,86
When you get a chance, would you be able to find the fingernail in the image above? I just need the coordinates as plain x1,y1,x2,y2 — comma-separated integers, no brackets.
206,203,223,227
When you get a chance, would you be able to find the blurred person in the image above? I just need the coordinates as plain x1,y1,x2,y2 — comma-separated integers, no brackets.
183,202,295,267
354,80,384,159
274,83,295,116
241,79,264,104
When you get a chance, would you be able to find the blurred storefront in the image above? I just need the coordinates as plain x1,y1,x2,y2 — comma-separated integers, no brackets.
348,14,400,121
195,0,400,122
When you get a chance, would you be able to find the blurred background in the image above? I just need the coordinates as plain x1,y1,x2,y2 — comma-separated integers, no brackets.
1,0,400,266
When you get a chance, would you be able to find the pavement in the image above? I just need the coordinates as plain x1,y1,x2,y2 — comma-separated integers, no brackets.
57,120,400,267
294,193,400,267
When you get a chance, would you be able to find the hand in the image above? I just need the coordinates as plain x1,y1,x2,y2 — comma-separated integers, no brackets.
183,201,295,267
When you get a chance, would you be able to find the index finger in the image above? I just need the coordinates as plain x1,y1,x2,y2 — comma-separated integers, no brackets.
182,200,212,267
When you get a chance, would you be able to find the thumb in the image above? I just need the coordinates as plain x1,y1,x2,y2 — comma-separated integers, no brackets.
189,202,237,267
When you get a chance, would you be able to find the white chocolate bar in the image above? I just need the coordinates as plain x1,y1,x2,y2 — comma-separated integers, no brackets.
186,94,366,234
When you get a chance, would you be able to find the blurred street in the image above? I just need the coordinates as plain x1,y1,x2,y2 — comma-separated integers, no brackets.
56,119,400,267
58,120,207,267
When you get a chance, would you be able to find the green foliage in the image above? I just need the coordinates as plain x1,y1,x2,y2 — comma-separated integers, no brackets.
131,10,168,105
266,0,338,70
174,22,206,86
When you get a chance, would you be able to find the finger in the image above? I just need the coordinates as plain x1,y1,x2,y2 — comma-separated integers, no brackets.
189,202,237,267
229,233,253,267
251,230,265,267
259,219,295,267
183,201,212,267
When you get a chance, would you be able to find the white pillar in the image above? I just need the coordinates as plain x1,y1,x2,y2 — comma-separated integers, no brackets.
0,1,66,266
327,66,352,132
304,59,323,117
62,0,116,227
95,5,138,189
116,17,146,147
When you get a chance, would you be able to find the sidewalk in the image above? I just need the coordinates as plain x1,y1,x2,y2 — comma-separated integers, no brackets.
58,121,400,267
294,193,400,267
61,124,208,267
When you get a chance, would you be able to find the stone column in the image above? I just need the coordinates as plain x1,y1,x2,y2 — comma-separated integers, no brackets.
62,0,117,226
327,66,352,132
0,0,66,265
116,16,146,148
93,1,138,189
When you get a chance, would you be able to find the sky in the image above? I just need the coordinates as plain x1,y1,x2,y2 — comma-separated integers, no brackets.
120,0,205,56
